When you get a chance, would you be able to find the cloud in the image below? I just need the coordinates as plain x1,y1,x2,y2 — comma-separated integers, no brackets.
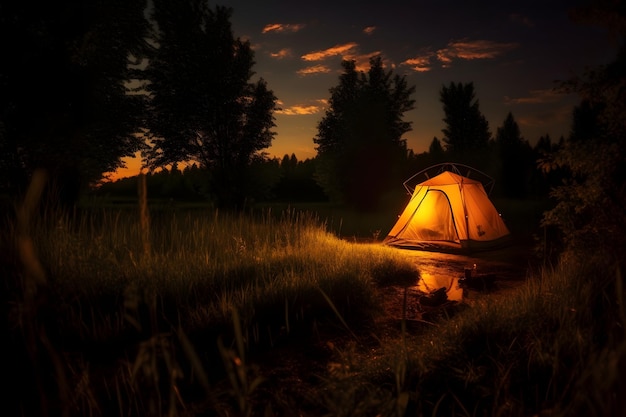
270,48,292,59
276,103,323,115
437,39,519,62
363,26,376,35
276,99,327,115
301,42,358,61
344,51,383,71
297,64,332,76
402,51,435,72
300,42,381,72
262,23,305,34
404,39,519,72
504,89,563,104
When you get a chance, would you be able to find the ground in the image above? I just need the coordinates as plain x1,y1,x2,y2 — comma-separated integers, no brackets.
250,238,539,414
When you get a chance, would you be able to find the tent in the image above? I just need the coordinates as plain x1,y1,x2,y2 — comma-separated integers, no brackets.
384,164,510,252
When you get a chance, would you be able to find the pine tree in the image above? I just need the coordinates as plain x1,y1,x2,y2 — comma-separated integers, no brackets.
439,82,491,157
494,112,532,197
314,56,415,209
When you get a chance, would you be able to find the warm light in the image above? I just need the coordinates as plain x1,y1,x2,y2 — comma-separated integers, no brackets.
104,152,144,182
415,272,463,302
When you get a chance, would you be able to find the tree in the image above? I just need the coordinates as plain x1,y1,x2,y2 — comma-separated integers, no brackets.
0,0,149,208
427,136,446,164
494,112,532,198
439,82,491,159
145,1,278,210
529,134,562,198
314,56,415,210
428,137,444,156
540,29,626,261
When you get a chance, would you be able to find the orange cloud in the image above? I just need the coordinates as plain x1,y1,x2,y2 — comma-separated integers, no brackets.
437,39,519,63
403,39,518,72
436,49,453,66
262,23,305,34
504,89,563,104
270,48,292,59
363,26,376,35
301,42,358,61
276,105,322,115
297,64,332,75
347,51,384,71
403,52,435,72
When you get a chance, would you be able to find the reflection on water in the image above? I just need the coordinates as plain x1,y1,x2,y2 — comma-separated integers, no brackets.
415,272,464,301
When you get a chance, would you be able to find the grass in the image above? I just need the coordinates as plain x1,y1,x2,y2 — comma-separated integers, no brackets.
326,255,626,417
5,184,420,416
4,177,624,416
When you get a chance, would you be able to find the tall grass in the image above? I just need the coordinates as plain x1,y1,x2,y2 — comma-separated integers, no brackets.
6,177,623,416
330,255,625,417
6,190,419,416
36,206,417,330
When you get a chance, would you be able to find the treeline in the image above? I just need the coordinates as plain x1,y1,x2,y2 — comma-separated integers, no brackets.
96,129,560,206
96,156,326,203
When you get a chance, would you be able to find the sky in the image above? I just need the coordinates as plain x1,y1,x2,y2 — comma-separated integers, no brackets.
111,0,619,180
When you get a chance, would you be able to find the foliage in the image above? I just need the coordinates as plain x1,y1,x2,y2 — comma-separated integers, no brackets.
96,156,325,204
314,56,416,210
145,1,278,210
0,0,149,205
272,155,327,202
528,134,565,198
540,19,626,262
439,81,491,157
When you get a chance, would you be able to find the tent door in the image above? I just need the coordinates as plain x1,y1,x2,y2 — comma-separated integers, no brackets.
402,189,460,242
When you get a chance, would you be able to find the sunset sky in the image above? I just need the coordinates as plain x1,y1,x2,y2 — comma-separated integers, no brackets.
112,0,618,180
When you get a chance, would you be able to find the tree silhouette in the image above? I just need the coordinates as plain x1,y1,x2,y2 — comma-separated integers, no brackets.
540,16,626,260
428,137,444,155
0,0,149,208
145,1,278,210
439,82,491,159
314,56,415,210
494,112,532,198
528,134,562,198
428,136,446,164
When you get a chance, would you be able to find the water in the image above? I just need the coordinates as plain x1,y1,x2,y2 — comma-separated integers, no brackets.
415,271,464,301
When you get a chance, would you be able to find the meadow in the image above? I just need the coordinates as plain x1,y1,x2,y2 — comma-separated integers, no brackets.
3,190,624,416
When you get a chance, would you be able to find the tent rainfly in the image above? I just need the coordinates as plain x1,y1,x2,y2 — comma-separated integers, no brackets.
384,165,510,252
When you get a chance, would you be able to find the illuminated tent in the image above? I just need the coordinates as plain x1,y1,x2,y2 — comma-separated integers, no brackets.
384,164,510,252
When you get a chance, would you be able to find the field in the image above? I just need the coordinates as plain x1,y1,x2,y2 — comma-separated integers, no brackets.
3,192,625,416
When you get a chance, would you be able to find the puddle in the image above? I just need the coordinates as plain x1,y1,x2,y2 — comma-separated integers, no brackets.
413,271,464,301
